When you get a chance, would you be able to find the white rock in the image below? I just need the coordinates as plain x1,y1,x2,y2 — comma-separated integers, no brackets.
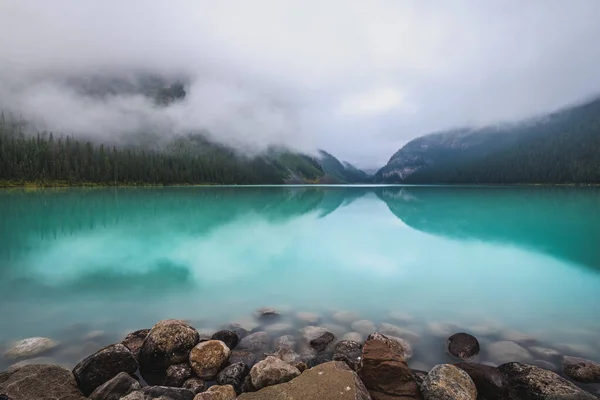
4,337,58,359
487,341,533,364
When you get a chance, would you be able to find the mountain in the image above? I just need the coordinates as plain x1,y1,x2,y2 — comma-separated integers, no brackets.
375,97,600,184
315,150,370,183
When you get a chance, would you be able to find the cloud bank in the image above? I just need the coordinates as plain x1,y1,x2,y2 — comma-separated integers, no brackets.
1,0,600,167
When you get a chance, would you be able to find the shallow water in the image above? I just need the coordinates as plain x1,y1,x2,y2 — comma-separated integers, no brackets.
1,185,599,374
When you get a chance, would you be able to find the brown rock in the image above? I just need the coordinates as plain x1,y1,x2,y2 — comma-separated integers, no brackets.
238,361,371,400
183,377,205,394
121,329,150,359
138,320,200,371
358,338,421,399
0,364,85,400
193,384,236,400
563,356,600,383
366,332,413,361
447,333,480,360
189,340,231,380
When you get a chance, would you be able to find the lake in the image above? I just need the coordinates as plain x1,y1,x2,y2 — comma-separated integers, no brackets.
1,185,599,374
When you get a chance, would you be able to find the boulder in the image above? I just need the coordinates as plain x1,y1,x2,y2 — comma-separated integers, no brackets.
310,332,335,352
88,371,140,400
273,347,302,363
249,355,301,390
265,323,294,335
421,364,477,400
499,330,537,345
217,362,250,394
121,386,195,400
379,323,420,344
427,322,459,338
342,332,364,342
189,340,231,380
448,333,480,360
193,385,236,400
366,332,413,361
533,359,559,372
528,346,561,359
332,311,360,325
3,337,58,359
455,362,508,400
238,361,371,400
72,343,138,396
121,329,150,359
358,337,421,399
299,325,329,342
273,335,296,351
351,320,376,335
183,378,205,394
296,312,320,325
332,340,362,371
486,340,532,364
0,364,85,400
211,330,239,350
237,331,270,353
229,350,263,367
138,320,199,371
255,307,280,322
410,369,428,389
563,356,600,383
499,362,596,400
165,363,193,387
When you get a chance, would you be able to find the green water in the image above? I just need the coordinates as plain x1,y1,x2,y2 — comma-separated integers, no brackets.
1,186,599,370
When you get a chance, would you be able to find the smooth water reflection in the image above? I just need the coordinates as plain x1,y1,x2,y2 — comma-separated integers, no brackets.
0,186,599,369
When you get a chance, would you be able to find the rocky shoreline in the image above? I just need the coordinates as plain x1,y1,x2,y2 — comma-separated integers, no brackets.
1,309,599,399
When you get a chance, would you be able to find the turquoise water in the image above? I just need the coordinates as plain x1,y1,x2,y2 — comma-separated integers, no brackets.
1,186,599,370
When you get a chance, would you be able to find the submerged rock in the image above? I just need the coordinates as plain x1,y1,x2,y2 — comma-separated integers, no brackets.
358,337,421,399
563,356,600,383
310,331,335,352
533,359,559,372
273,334,296,351
455,362,507,400
528,345,561,359
72,343,138,396
351,320,376,335
342,332,364,342
421,364,477,400
237,331,270,353
332,311,361,325
255,307,280,322
499,362,597,400
88,371,140,400
0,364,85,400
238,361,370,400
379,322,421,344
448,333,480,360
427,322,459,338
189,340,231,380
486,340,532,364
499,330,537,345
3,337,58,359
264,323,293,335
229,350,263,367
296,312,320,325
138,320,199,371
121,329,150,359
211,330,239,350
217,362,250,394
249,356,301,390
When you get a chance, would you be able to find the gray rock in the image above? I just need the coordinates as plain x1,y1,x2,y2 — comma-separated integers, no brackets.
88,371,140,400
72,343,138,396
193,384,236,399
310,331,335,352
238,361,370,400
296,312,320,325
189,340,231,380
138,320,199,371
380,322,421,344
350,320,376,335
249,356,301,390
217,362,250,394
273,335,296,351
499,330,537,345
121,386,195,400
211,330,239,350
332,311,360,325
121,329,150,359
3,337,58,359
0,364,85,400
255,307,280,322
273,347,302,363
533,359,559,372
299,325,329,342
455,362,507,400
448,333,480,360
332,340,362,371
165,363,193,387
499,362,596,400
528,345,561,359
421,364,477,400
229,350,263,367
237,331,270,353
486,340,533,364
563,356,600,383
264,323,293,335
182,377,205,394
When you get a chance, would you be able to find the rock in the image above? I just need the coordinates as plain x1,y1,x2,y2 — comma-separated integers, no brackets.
469,325,501,337
88,371,140,400
555,342,597,357
0,364,85,400
563,356,600,383
486,341,532,364
217,362,250,394
138,320,199,371
342,332,364,342
448,333,480,360
528,345,561,359
3,337,58,359
310,331,335,352
121,386,195,400
481,361,498,367
273,335,296,351
238,361,370,400
332,340,362,371
296,312,320,325
351,320,376,335
358,337,421,399
411,369,428,389
165,363,193,387
193,385,236,400
533,359,559,372
293,361,308,372
299,325,329,341
380,323,420,344
273,347,302,363
72,343,138,396
255,307,280,321
332,311,361,325
183,378,205,394
366,332,413,361
229,319,259,334
455,362,507,400
121,329,150,359
242,374,257,393
499,362,597,400
211,330,239,350
321,323,347,337
237,331,270,353
264,323,293,335
389,311,414,323
421,364,477,400
249,356,301,390
229,350,263,367
499,330,537,345
427,322,459,338
7,356,60,371
189,340,231,380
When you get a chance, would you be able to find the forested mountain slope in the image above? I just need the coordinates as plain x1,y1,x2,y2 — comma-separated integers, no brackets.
375,97,600,184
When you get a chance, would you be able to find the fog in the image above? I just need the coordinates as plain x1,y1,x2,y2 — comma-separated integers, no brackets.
1,0,600,168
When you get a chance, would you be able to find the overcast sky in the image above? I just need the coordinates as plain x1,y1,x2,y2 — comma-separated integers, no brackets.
1,0,600,168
